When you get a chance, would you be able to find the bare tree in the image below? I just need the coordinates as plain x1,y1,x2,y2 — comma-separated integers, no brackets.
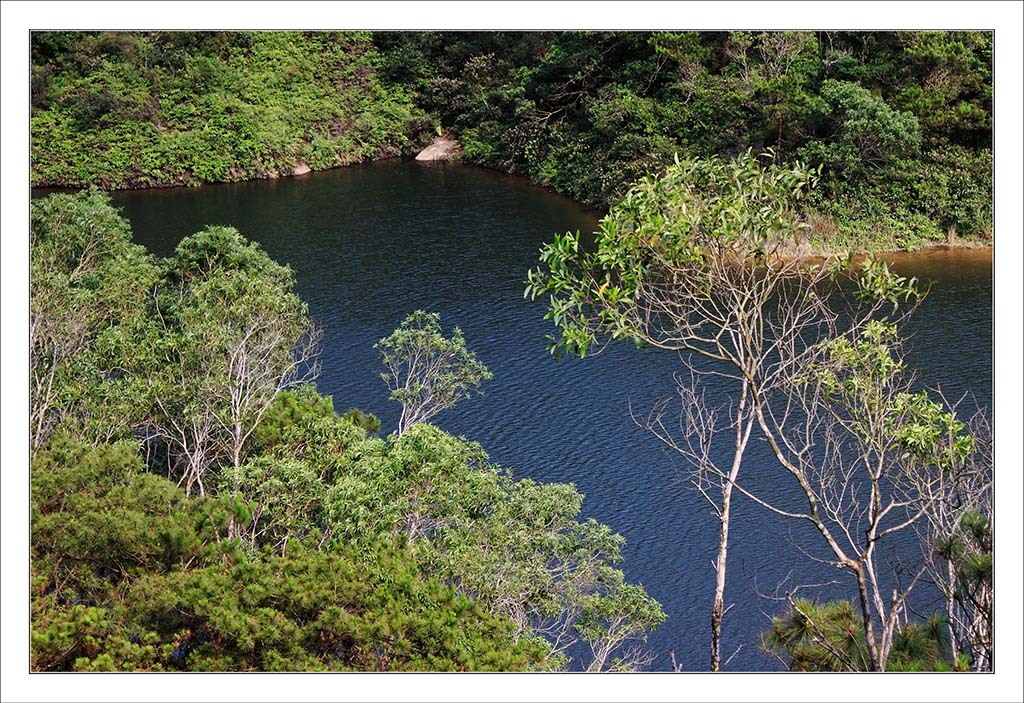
528,150,826,671
215,310,322,471
145,340,221,497
30,293,93,453
145,314,320,497
740,264,987,670
637,251,986,672
630,248,835,671
915,405,992,670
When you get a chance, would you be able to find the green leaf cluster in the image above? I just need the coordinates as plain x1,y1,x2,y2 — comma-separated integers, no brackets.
763,599,959,671
375,310,493,432
525,151,817,357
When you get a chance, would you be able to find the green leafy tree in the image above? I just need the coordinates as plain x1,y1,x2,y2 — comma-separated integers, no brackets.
30,190,160,454
763,598,957,671
303,421,666,671
376,310,492,435
31,438,543,672
752,266,986,671
799,79,921,183
147,226,321,495
31,436,241,671
118,540,547,672
248,385,337,455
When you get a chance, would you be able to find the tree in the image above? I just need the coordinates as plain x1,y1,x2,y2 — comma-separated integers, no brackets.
912,400,992,671
762,598,872,671
31,438,545,672
30,436,241,671
762,597,955,671
30,190,159,454
146,226,321,495
798,79,921,184
526,150,990,672
376,310,492,435
118,540,548,672
744,260,987,671
319,422,665,671
722,31,820,157
527,150,824,670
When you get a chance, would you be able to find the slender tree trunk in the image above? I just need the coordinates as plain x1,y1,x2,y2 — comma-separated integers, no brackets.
854,564,883,671
710,381,753,672
776,112,784,157
944,559,959,665
709,482,733,672
233,426,243,470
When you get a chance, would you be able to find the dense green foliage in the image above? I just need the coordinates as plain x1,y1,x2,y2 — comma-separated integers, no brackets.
32,31,991,249
375,31,992,248
32,437,544,672
30,191,664,671
31,31,432,189
30,189,160,450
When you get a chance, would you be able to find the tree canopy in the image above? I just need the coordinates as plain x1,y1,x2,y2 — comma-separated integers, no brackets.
30,190,665,672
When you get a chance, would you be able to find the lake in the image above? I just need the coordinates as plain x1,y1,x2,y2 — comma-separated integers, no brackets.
101,159,992,671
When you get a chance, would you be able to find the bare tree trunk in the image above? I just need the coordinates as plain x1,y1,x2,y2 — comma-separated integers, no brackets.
776,113,784,157
709,482,732,672
232,421,243,470
710,381,753,672
854,562,882,671
944,559,959,664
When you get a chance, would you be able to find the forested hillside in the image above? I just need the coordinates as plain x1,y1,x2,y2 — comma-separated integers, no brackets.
30,32,433,189
31,31,992,251
374,31,992,249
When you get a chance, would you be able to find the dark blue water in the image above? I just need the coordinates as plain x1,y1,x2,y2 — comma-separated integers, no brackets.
99,160,992,671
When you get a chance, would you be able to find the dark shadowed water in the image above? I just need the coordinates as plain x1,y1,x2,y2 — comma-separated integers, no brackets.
89,160,991,671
